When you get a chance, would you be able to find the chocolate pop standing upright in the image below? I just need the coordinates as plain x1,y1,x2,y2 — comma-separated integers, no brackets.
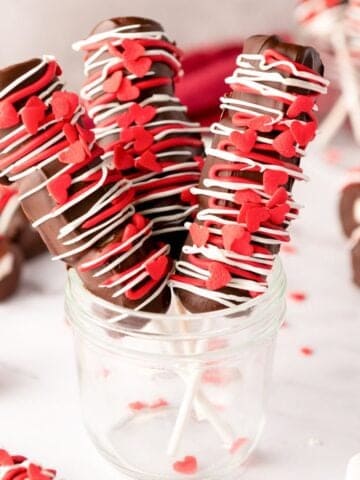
0,56,171,312
172,35,328,313
74,17,205,258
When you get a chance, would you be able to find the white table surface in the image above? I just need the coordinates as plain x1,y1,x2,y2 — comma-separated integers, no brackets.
0,133,359,480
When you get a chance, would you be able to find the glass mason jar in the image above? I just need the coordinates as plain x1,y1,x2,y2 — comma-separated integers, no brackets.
65,260,286,480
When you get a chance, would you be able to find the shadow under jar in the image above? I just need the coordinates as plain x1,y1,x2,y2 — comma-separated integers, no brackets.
65,260,286,480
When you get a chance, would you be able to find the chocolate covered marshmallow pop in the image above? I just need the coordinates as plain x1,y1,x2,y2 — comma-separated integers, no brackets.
73,17,205,258
0,56,172,312
171,35,328,313
165,36,328,459
339,169,360,287
339,170,360,237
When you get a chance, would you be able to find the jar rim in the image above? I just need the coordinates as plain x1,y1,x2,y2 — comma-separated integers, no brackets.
66,258,286,326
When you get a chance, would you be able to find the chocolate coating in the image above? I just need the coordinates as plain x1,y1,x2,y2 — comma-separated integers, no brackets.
0,57,170,313
339,183,360,237
0,238,23,301
351,236,360,287
178,35,324,313
16,219,46,259
83,17,204,259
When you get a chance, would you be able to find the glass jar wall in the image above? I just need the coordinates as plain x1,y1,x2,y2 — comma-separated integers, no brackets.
65,261,286,480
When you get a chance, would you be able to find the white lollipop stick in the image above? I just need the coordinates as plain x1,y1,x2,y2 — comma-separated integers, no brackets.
193,392,234,445
166,368,235,457
346,453,360,480
166,297,235,457
166,369,202,457
158,295,235,457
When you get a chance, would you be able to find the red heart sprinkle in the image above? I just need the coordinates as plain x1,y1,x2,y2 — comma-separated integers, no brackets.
63,123,78,143
20,96,46,135
230,437,248,454
79,136,91,157
136,151,162,172
190,223,209,247
287,95,315,118
114,145,135,170
263,170,289,195
173,456,198,475
76,123,95,144
150,398,168,409
243,205,270,232
52,91,79,119
282,244,297,254
0,100,19,128
80,113,95,130
248,115,273,132
289,290,307,302
25,95,46,111
234,189,262,205
118,104,156,128
126,57,152,78
120,126,135,143
103,71,123,93
146,255,169,281
232,234,254,256
222,224,253,256
267,187,288,208
91,144,104,159
128,401,148,411
0,449,13,466
206,262,232,291
133,126,154,153
132,213,147,230
117,109,136,128
230,129,257,154
300,346,314,356
122,39,146,60
132,104,156,125
181,188,197,205
222,224,245,250
47,174,72,205
59,140,87,164
117,77,140,102
21,108,43,135
28,464,56,480
290,120,317,147
269,204,290,224
122,223,138,243
273,130,296,158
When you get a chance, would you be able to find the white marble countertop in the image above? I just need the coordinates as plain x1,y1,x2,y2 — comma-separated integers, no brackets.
0,134,359,480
